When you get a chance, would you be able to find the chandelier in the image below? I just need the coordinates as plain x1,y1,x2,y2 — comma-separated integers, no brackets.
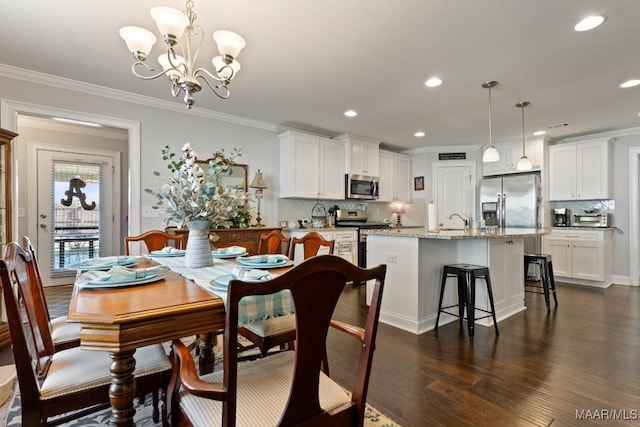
119,0,246,109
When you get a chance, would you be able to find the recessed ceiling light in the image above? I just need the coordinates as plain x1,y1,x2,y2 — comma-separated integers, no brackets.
533,130,546,136
425,77,442,88
620,79,640,88
344,109,357,117
574,15,606,31
414,131,426,137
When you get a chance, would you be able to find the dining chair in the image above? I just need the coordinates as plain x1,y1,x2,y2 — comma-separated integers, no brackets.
238,231,336,358
124,229,188,255
287,231,335,262
19,236,81,352
256,229,290,255
169,255,387,426
0,241,173,426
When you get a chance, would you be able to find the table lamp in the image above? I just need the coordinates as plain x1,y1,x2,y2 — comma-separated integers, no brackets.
393,202,405,227
249,170,267,227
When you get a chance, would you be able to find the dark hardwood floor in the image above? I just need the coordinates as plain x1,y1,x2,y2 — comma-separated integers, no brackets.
328,282,640,427
3,280,640,426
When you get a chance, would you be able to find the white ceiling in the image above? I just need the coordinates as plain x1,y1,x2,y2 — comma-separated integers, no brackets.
2,0,639,151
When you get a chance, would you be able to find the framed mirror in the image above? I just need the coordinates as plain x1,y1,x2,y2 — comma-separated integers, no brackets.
196,159,248,193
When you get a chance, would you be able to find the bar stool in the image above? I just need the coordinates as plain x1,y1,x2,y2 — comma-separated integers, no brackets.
435,263,499,340
524,253,558,311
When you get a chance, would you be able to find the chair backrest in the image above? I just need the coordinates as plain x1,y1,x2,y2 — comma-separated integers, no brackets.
287,231,335,262
124,229,188,255
19,236,52,323
223,255,385,425
0,242,55,404
257,230,290,255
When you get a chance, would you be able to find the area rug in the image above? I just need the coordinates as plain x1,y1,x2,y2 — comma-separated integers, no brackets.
3,380,400,426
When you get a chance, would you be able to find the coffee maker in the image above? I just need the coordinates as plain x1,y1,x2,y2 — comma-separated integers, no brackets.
553,208,571,227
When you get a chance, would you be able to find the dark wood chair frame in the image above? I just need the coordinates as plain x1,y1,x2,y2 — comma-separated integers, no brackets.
0,242,171,426
19,236,81,351
287,231,335,260
125,229,188,255
256,229,290,255
168,255,386,426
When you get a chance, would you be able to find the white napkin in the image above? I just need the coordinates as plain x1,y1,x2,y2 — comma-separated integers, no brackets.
213,246,245,255
158,247,183,253
80,256,121,267
242,254,289,264
231,267,272,282
81,265,168,282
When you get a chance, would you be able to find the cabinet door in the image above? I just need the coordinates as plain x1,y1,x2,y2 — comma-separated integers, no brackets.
572,241,603,281
489,239,524,311
347,139,379,176
549,144,577,200
318,139,345,199
280,133,319,198
576,141,610,200
543,238,572,277
392,154,411,202
378,151,393,202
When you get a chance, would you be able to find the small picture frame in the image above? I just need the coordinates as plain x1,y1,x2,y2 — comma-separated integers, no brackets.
279,220,289,228
414,176,425,191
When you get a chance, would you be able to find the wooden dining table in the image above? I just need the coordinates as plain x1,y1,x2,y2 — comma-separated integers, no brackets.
67,256,293,426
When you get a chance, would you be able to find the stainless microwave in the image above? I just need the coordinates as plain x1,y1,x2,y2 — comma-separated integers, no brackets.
345,174,379,200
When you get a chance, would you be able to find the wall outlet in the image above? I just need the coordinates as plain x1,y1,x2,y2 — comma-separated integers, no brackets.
385,254,398,263
141,206,160,218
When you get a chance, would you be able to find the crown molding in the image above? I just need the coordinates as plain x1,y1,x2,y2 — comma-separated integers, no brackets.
0,63,282,133
402,144,482,155
560,127,640,144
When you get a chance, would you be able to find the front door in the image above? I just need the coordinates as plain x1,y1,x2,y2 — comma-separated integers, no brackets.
30,146,120,285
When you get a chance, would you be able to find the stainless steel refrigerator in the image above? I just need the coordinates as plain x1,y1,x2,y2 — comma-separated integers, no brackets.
479,173,540,228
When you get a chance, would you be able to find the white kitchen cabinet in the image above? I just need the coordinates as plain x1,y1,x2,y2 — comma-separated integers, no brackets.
287,229,357,265
378,150,411,202
482,139,542,176
542,229,612,285
489,238,525,311
335,134,380,177
279,131,345,199
549,138,611,201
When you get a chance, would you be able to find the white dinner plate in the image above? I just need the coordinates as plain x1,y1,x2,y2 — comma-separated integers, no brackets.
77,273,166,289
211,272,279,288
148,249,186,257
212,249,248,259
69,256,137,270
236,257,293,269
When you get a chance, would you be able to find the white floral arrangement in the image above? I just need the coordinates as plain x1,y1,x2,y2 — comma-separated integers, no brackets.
145,143,250,228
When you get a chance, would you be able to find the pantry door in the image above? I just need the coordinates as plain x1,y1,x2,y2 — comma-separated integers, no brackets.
30,145,120,285
432,161,476,227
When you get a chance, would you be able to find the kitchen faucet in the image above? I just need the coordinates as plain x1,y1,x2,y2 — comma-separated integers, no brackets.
449,213,470,230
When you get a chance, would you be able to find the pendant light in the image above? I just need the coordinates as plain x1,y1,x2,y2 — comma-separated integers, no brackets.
482,81,500,162
516,101,533,171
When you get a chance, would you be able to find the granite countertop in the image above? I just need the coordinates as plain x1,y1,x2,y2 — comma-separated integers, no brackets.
364,227,551,240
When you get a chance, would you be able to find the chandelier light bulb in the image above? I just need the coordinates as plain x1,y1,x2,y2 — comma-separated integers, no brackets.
119,27,157,60
150,7,189,45
213,30,246,59
158,54,185,78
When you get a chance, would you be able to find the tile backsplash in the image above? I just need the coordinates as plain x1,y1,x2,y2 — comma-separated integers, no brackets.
278,199,426,227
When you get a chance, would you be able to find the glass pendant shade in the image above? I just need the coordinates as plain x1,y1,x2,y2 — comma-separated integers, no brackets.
516,156,533,170
119,26,157,56
483,146,500,162
150,7,189,41
158,54,185,77
212,56,241,80
213,30,246,59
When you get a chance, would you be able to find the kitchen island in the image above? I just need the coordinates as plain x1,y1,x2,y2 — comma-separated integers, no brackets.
365,227,550,334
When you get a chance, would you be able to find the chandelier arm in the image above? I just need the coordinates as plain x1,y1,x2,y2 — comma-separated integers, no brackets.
194,67,228,84
195,72,230,99
131,62,172,81
170,80,182,98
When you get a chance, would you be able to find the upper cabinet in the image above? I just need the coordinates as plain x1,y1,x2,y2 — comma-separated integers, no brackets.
549,138,611,201
279,131,345,200
483,139,543,176
335,134,380,176
378,150,411,202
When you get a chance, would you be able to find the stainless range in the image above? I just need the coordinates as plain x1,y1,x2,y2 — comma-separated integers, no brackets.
335,210,390,268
